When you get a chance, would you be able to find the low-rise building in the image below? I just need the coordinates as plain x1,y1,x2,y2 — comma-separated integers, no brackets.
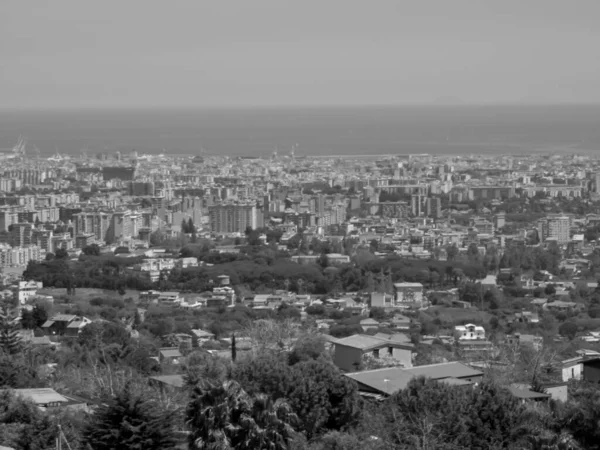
41,314,91,336
333,334,415,372
454,323,486,341
344,362,483,397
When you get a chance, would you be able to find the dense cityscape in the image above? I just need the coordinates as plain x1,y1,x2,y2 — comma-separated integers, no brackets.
2,141,600,448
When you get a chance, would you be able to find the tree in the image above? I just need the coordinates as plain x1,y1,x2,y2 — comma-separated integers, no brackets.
0,390,59,450
0,304,22,355
288,334,327,366
20,308,36,329
446,244,459,261
285,359,361,438
83,244,101,256
186,379,298,450
545,284,556,296
55,248,69,260
83,384,178,450
32,304,49,328
376,377,529,449
558,321,578,340
231,333,237,362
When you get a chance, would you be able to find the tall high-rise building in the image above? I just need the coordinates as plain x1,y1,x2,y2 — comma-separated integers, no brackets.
411,195,422,216
425,197,442,219
0,207,19,232
538,216,570,244
595,173,600,193
494,212,506,230
11,222,33,247
547,216,571,244
208,203,257,233
73,211,112,243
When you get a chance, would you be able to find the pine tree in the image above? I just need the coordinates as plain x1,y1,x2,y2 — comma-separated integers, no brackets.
0,304,22,355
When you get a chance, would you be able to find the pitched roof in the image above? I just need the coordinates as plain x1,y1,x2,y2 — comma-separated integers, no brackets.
507,386,550,400
335,334,413,351
159,348,182,358
404,362,483,379
12,388,68,405
149,375,185,388
345,362,482,395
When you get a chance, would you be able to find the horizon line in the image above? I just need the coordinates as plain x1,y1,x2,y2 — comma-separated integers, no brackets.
3,101,600,113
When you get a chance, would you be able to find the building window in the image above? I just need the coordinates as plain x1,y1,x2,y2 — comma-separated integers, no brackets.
388,347,393,356
373,349,380,358
572,368,575,378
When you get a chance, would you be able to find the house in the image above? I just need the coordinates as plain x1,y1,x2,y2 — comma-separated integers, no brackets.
139,290,161,305
373,332,412,345
545,301,578,312
390,314,411,330
513,311,539,324
17,280,43,304
561,356,585,382
530,298,548,307
41,314,91,336
191,329,215,342
175,257,198,269
344,362,483,397
157,292,182,306
579,331,600,343
393,283,424,307
333,334,415,372
158,347,182,364
507,386,551,403
8,388,90,412
581,358,600,383
479,275,498,291
359,318,379,332
370,292,395,308
454,324,485,341
505,333,543,350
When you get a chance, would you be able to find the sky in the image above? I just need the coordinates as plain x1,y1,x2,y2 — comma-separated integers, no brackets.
1,0,600,109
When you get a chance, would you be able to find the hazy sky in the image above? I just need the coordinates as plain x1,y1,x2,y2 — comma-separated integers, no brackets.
2,0,600,109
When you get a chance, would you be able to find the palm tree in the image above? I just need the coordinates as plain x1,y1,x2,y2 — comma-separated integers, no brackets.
237,394,298,450
187,380,248,449
187,380,298,450
0,304,22,355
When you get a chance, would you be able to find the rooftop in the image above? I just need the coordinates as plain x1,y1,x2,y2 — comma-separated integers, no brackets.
345,362,483,395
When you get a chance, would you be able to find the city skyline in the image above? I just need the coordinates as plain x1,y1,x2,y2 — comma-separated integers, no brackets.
2,0,600,109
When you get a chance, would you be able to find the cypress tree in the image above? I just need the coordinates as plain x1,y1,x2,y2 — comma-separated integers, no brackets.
231,333,237,362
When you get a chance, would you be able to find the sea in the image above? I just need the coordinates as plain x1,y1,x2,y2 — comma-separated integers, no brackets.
1,104,600,158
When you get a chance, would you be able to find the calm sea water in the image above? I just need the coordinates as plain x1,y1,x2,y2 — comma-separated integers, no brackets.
1,105,600,157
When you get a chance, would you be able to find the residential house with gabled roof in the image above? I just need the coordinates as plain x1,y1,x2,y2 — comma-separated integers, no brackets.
158,347,182,364
333,334,415,372
344,362,483,398
41,314,91,336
